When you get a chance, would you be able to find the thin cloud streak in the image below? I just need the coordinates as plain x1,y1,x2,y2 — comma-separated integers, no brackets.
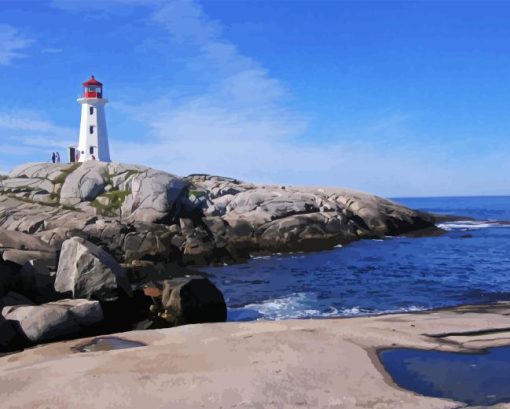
0,111,74,162
35,0,510,196
0,111,74,137
106,0,498,196
0,24,33,66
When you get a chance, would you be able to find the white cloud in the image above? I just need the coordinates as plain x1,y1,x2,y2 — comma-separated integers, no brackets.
0,24,33,66
0,111,75,157
48,0,510,196
111,0,308,164
106,0,510,197
112,1,432,196
0,111,72,136
151,0,220,44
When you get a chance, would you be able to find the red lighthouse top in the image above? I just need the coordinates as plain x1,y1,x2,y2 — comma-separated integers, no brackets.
82,75,103,98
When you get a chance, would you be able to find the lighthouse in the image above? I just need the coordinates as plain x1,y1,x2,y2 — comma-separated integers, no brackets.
75,75,111,162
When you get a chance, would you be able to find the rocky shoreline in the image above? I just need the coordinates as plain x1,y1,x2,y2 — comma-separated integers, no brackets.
2,302,510,408
1,161,439,265
0,161,443,352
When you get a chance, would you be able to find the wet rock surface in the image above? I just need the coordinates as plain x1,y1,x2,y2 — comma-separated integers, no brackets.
380,346,510,406
74,336,145,352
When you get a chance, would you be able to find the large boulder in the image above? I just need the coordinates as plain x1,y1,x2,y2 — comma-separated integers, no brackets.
227,189,320,220
0,292,102,343
54,237,132,302
60,162,107,205
2,249,57,270
3,304,79,343
257,212,357,251
0,229,55,252
121,169,188,223
157,277,227,325
48,299,104,326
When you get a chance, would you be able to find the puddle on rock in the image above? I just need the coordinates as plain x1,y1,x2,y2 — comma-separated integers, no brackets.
379,346,510,406
75,337,146,352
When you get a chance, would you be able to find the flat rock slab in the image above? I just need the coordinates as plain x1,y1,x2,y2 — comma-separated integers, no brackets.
2,303,510,408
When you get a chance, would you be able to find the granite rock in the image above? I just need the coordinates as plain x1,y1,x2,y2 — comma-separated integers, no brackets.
54,237,132,302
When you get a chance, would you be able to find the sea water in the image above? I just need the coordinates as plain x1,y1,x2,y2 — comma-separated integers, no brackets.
380,346,510,405
201,196,510,321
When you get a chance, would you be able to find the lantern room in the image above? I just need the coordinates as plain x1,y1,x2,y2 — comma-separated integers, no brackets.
82,75,103,98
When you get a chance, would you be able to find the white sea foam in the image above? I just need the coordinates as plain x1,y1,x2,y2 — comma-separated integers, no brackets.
250,255,272,260
437,220,507,231
233,292,427,321
250,251,304,260
238,293,339,320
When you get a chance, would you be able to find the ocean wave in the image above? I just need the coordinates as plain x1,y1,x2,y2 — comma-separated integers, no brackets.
228,292,428,321
250,251,305,260
437,220,508,231
238,292,337,320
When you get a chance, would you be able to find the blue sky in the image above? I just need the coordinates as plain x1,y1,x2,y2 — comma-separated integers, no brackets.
0,0,509,197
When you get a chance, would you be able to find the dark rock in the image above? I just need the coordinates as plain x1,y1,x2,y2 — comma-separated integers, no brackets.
0,258,20,297
0,316,18,348
152,277,227,325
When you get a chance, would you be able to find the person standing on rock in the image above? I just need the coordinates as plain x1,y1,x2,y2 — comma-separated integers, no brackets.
56,152,61,163
51,152,56,163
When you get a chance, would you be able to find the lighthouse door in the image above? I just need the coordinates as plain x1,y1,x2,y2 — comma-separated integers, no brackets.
89,146,98,160
69,147,76,163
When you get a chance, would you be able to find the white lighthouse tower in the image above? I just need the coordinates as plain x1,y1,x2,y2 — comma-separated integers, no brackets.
76,75,111,162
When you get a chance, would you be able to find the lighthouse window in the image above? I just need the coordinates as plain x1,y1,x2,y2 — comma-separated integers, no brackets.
89,126,94,134
89,147,94,155
89,107,94,115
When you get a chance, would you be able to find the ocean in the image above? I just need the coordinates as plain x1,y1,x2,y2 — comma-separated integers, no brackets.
201,196,510,321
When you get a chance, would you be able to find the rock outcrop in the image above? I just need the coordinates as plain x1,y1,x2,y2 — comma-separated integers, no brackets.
0,161,438,351
0,234,225,352
0,162,436,268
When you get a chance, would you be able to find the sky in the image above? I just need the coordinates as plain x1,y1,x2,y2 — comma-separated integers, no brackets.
0,0,509,197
